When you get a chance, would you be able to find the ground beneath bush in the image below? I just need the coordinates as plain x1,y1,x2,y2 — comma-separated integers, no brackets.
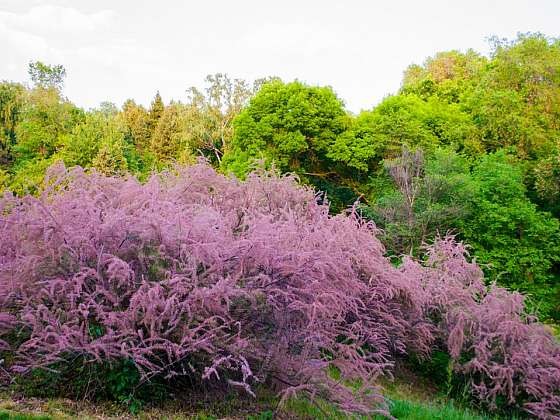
0,367,500,420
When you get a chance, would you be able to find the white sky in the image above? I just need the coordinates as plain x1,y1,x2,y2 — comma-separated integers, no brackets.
1,0,558,113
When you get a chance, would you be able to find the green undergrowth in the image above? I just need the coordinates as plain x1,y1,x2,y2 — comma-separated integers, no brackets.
0,413,52,420
0,361,516,420
0,375,507,420
0,399,496,420
284,397,493,420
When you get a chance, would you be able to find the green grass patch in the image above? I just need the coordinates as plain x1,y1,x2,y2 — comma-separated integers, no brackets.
387,399,490,420
0,412,52,420
281,396,495,420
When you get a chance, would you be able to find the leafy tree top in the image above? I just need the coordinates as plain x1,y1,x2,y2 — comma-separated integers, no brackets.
223,79,349,177
28,61,66,91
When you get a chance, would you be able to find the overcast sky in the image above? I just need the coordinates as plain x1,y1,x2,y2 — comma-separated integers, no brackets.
1,0,558,113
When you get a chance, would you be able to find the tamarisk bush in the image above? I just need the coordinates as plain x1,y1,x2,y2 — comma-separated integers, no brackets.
0,161,558,418
0,161,431,415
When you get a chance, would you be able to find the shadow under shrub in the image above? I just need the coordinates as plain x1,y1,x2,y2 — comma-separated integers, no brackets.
14,358,166,412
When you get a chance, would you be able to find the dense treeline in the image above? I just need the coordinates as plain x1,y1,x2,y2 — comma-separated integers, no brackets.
0,32,559,319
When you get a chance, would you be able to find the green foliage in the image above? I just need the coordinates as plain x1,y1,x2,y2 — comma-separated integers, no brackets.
488,33,560,116
92,136,128,176
222,79,367,211
360,96,435,154
406,350,473,404
0,73,266,191
385,399,494,420
358,33,560,319
365,148,476,256
59,112,120,168
13,87,84,163
326,111,379,172
149,103,190,161
282,395,491,420
402,34,560,162
7,156,62,195
16,358,166,413
0,412,52,420
246,411,274,420
184,73,266,165
147,91,164,134
533,144,560,215
402,49,487,103
0,82,25,166
223,79,349,177
367,147,560,319
459,151,560,319
330,94,475,176
0,168,8,192
27,61,66,91
120,99,151,151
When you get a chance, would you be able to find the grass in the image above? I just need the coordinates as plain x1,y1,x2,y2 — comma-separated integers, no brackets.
387,399,490,420
0,392,499,420
0,395,500,420
0,413,52,420
0,365,508,419
282,396,493,420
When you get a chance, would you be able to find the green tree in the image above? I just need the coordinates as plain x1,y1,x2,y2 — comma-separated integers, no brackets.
7,156,61,195
149,103,190,162
97,101,119,117
401,34,560,161
0,167,9,192
120,99,151,151
487,33,560,116
401,49,487,103
223,79,349,177
148,91,165,135
60,112,126,169
92,136,128,176
13,87,84,162
222,79,361,211
0,81,25,165
533,142,560,216
364,147,476,256
460,151,560,319
28,61,66,91
329,94,474,173
183,73,266,164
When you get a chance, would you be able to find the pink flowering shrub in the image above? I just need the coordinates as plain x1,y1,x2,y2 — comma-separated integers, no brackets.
0,161,432,415
401,238,560,419
0,162,558,418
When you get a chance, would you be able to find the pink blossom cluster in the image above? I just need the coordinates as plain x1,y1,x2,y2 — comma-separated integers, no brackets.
401,238,560,418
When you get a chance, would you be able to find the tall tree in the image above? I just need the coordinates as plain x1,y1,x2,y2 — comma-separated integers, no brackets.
223,79,349,177
13,87,84,162
459,151,560,319
366,147,475,256
148,91,164,134
183,73,265,164
149,103,188,162
120,99,151,151
92,136,128,175
401,50,487,102
28,61,67,91
0,82,25,165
